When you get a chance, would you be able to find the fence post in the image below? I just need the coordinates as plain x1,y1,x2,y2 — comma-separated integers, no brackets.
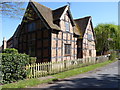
37,63,39,77
40,63,42,77
64,60,66,70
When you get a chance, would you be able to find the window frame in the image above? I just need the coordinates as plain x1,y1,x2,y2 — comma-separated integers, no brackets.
28,40,35,57
64,44,71,56
65,21,70,32
89,50,92,56
87,34,92,41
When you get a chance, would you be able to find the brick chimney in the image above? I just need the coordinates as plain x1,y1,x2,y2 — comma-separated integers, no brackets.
2,37,7,50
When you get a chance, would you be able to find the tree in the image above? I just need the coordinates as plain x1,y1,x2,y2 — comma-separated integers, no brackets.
94,24,120,55
0,2,25,19
0,1,35,21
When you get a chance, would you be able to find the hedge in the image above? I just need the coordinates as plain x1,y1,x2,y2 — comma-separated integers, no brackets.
1,53,30,84
0,48,32,84
2,48,18,54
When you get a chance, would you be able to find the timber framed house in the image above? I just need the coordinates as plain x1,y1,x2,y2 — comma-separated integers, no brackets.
3,1,96,63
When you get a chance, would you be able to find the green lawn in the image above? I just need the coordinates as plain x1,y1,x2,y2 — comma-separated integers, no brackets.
1,78,54,88
2,60,117,88
52,60,116,79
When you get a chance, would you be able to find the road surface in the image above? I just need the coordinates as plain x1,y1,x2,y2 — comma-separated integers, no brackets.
31,60,120,88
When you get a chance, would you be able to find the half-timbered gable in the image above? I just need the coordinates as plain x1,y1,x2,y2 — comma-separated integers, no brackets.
51,5,77,62
13,1,52,63
74,16,96,58
12,1,62,63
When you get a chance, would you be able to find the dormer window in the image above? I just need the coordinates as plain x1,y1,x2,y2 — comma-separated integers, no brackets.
65,21,70,32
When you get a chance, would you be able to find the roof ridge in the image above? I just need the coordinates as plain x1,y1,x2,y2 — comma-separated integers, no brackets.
31,0,52,10
52,5,68,11
74,16,91,21
30,0,61,30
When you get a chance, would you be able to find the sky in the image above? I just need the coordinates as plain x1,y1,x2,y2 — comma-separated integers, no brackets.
1,2,118,46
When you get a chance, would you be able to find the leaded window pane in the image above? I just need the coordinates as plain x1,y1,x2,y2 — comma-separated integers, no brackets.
65,22,70,32
65,44,71,55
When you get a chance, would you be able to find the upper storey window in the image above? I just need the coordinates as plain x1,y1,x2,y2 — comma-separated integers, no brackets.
88,34,92,41
64,13,70,32
28,22,36,32
65,21,70,32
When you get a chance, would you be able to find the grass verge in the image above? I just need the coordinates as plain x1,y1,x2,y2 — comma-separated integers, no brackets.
52,60,117,79
2,78,55,88
2,60,117,88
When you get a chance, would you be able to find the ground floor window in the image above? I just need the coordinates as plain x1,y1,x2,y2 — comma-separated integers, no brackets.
65,44,71,55
28,46,35,57
28,41,35,57
89,50,92,56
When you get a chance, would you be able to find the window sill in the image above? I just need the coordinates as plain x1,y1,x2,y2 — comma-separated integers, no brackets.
66,31,70,32
64,54,71,56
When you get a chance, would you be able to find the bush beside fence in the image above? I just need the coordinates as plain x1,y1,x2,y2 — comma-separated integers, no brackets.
26,55,109,79
1,53,30,84
1,48,31,84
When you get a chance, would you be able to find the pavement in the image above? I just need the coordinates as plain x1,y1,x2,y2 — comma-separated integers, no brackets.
30,60,120,88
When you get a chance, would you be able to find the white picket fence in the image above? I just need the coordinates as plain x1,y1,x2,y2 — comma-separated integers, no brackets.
26,55,109,79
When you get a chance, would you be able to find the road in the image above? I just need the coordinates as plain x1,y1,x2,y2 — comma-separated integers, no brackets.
31,60,120,88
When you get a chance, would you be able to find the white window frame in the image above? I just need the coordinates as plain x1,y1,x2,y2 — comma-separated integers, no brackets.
88,34,92,41
65,21,70,32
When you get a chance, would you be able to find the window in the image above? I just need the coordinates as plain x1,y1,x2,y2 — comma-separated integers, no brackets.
28,22,36,32
28,46,35,56
88,34,92,41
28,41,35,56
65,44,71,55
89,50,92,56
65,22,70,31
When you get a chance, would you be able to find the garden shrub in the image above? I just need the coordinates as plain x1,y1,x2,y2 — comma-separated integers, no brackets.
2,48,18,54
109,51,117,61
29,57,36,64
1,48,30,84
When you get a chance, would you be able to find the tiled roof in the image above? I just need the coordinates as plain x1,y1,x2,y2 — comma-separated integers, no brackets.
31,1,61,30
31,1,75,30
52,5,67,21
13,25,21,38
74,16,91,37
53,5,75,26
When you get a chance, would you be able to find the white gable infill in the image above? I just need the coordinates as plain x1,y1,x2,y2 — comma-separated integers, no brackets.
60,6,75,26
83,17,94,38
60,5,69,20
